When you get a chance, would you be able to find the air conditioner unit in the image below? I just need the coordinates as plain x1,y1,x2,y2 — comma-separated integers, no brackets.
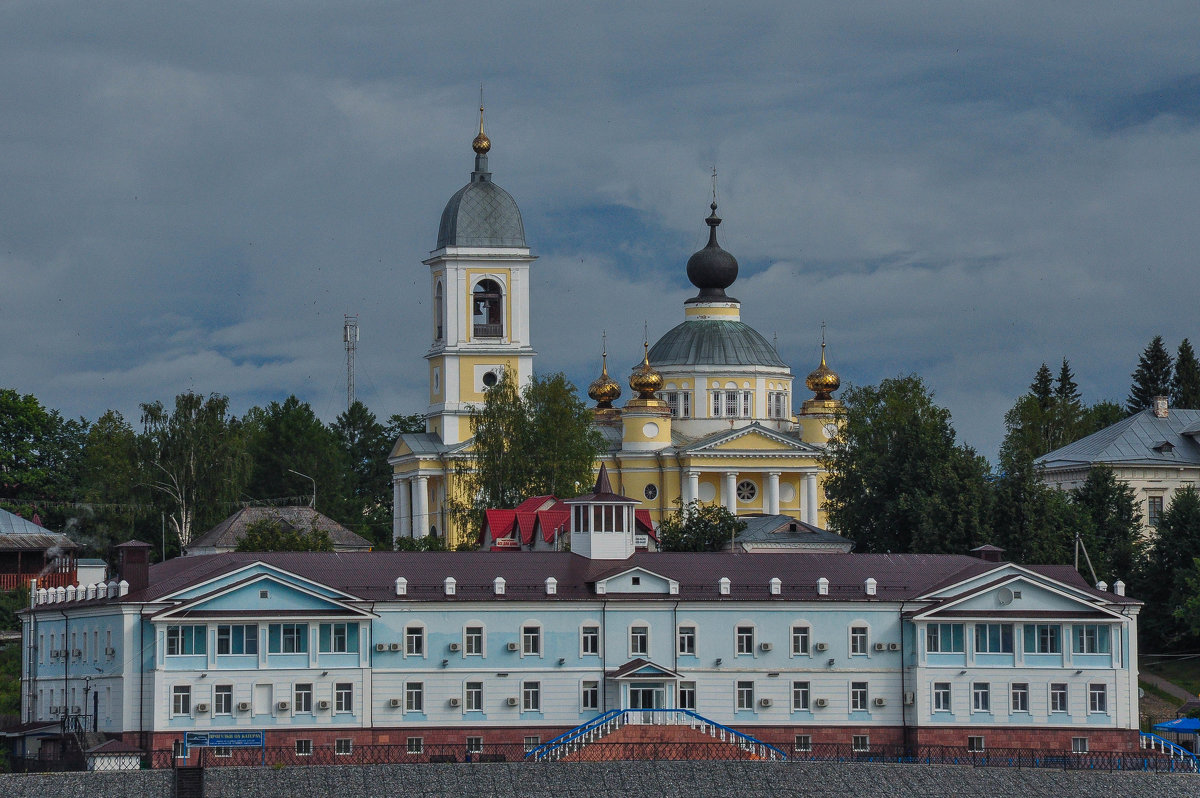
195,703,210,713
448,642,461,652
317,699,331,710
873,642,887,652
814,698,828,708
888,643,900,652
105,646,116,656
506,642,520,651
388,698,402,708
448,697,461,707
759,642,773,652
506,697,519,706
276,700,290,711
815,642,829,651
759,698,773,707
389,642,402,651
903,692,915,706
873,697,887,707
375,643,388,652
237,702,251,712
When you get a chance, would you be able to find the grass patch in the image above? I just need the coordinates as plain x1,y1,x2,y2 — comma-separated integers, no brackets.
1143,657,1200,697
1140,679,1177,705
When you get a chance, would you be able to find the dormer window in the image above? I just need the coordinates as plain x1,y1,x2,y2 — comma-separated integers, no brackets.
473,280,503,338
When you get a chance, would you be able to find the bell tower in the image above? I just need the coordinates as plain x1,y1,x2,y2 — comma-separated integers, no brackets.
424,105,536,445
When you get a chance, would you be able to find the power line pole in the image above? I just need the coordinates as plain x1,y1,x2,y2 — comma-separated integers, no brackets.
343,314,359,410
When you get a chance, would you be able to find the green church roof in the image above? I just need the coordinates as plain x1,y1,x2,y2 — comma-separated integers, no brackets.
648,320,787,368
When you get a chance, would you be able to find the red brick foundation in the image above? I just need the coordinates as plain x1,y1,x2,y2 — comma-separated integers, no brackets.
911,726,1139,752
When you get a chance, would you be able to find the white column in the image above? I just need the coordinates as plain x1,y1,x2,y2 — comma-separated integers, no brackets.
767,472,781,516
414,476,430,538
804,473,819,526
396,479,412,541
724,472,738,514
686,471,700,506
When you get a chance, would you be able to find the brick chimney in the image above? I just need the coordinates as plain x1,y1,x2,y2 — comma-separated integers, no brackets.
1153,396,1169,419
115,540,152,594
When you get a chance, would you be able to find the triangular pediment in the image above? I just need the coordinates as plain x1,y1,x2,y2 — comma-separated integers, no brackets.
681,423,821,455
608,658,683,680
153,573,375,621
912,568,1123,620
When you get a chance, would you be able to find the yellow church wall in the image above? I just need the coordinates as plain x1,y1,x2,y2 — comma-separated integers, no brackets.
708,435,796,452
428,357,445,403
455,354,522,403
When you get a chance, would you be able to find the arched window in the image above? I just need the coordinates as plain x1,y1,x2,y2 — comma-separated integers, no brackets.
473,280,503,338
435,281,444,340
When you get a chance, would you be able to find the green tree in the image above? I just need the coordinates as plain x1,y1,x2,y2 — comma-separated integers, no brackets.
243,396,351,522
74,410,149,562
1070,466,1143,583
658,501,746,552
234,517,334,552
0,389,88,521
822,376,993,554
332,401,393,549
393,535,448,552
385,413,426,439
1128,335,1173,413
1078,401,1125,438
1137,486,1200,651
1175,556,1200,638
140,392,251,549
1054,359,1081,408
991,458,1088,566
1172,338,1200,408
455,372,602,527
1030,363,1054,412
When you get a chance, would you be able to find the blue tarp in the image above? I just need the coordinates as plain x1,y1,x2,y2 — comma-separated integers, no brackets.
1153,717,1200,732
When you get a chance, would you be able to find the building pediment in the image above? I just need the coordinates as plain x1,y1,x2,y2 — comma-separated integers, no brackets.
607,658,683,680
680,424,821,456
911,570,1125,621
152,571,375,621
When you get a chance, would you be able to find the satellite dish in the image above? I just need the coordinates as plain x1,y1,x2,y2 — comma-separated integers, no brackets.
997,587,1014,606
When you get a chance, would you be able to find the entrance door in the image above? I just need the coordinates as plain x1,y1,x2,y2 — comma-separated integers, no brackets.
628,685,666,722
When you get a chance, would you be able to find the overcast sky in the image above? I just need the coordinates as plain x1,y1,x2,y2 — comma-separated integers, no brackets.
3,1,1199,461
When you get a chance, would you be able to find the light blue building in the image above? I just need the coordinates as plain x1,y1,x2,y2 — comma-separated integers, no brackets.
20,484,1142,760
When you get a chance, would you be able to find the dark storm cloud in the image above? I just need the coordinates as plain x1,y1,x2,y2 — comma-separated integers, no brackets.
2,1,1199,459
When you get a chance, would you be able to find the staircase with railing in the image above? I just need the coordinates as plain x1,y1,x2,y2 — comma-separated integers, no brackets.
1139,731,1199,772
525,708,788,762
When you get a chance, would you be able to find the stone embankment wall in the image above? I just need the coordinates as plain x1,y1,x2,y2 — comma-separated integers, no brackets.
0,761,1197,798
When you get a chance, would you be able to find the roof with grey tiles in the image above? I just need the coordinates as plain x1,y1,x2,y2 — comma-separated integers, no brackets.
648,320,787,368
436,165,526,249
733,515,854,551
187,506,372,553
1035,408,1200,469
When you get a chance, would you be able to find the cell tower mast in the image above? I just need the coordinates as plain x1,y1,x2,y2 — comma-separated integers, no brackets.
343,314,359,410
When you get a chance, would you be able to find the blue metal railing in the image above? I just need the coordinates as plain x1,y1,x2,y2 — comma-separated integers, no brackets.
1139,731,1199,772
524,708,788,762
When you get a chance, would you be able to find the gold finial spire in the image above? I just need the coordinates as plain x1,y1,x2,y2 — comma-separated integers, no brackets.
806,321,840,400
588,330,621,408
629,323,664,399
472,85,491,155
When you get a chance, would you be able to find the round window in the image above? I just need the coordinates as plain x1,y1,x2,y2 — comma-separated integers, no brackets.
644,484,658,501
482,371,499,388
736,480,758,502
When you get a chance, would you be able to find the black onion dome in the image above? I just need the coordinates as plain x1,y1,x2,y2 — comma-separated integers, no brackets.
685,202,738,303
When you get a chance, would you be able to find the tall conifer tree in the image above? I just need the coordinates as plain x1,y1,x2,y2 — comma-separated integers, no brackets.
1127,336,1173,413
1172,338,1200,408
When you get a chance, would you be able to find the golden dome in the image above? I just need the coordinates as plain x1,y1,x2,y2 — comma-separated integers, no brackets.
806,341,841,400
472,104,491,154
588,349,622,408
629,343,664,398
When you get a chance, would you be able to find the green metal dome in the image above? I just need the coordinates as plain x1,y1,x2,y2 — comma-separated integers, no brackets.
648,320,787,368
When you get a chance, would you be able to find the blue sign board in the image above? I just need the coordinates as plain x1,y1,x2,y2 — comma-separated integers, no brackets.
184,731,264,748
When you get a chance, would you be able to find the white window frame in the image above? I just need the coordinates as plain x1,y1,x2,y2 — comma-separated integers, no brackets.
792,681,810,711
171,685,191,716
581,680,599,711
1071,737,1089,754
466,736,483,755
735,624,756,656
334,682,353,714
850,682,868,712
294,683,313,713
849,624,869,656
852,735,870,753
1088,683,1108,714
1010,683,1029,713
335,738,353,756
679,681,696,710
1050,683,1068,713
974,623,1013,654
465,681,484,712
677,624,697,657
972,682,990,713
791,624,811,657
405,624,426,658
522,623,543,658
629,624,649,657
794,735,812,752
967,736,985,752
405,681,424,714
406,737,423,755
464,624,485,657
933,682,951,712
295,739,313,756
522,680,541,712
580,624,600,657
